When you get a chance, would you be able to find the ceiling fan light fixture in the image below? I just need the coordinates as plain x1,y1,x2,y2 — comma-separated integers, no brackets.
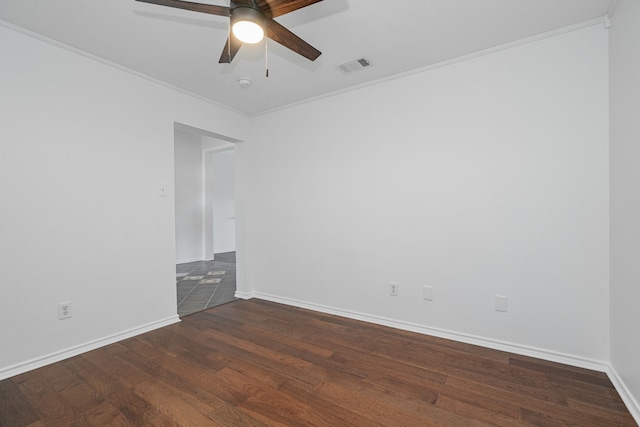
231,7,265,44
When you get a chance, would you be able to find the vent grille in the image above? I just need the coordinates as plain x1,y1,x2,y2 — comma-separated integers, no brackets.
337,57,371,74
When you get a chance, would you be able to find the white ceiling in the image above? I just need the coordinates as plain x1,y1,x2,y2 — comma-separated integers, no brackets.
0,0,614,115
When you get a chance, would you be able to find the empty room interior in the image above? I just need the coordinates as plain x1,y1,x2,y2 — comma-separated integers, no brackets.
1,0,639,425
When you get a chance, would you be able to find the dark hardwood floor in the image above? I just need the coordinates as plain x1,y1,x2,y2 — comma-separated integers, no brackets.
0,299,636,426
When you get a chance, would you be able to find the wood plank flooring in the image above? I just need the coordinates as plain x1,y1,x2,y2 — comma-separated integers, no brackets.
0,299,636,426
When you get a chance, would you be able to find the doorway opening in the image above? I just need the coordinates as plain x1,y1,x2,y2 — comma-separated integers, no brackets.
174,124,238,317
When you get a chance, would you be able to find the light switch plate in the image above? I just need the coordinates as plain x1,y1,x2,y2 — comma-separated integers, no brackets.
158,183,168,197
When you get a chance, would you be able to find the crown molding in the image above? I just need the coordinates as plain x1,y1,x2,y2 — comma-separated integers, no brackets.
254,17,607,118
0,19,250,118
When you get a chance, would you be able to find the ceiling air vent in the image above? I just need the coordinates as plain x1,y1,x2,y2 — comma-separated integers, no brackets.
337,57,371,74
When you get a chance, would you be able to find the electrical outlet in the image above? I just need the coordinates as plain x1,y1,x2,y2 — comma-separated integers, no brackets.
389,282,399,296
495,295,508,312
58,301,72,320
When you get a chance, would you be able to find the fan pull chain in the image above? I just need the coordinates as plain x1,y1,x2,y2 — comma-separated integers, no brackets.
265,39,269,77
227,17,231,63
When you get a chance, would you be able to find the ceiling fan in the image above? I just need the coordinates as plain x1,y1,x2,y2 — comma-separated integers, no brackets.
135,0,322,63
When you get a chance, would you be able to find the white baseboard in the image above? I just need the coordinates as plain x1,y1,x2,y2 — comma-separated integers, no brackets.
214,248,236,255
251,292,609,371
0,315,180,381
176,257,205,264
607,365,640,425
235,290,254,300
247,292,640,421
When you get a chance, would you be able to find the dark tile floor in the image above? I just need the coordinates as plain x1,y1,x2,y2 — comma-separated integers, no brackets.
176,251,236,317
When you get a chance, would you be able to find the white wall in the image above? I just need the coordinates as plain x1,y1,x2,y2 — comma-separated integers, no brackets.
245,25,610,364
610,0,640,417
211,149,236,254
174,130,204,263
2,14,629,411
173,132,236,263
0,23,248,377
202,136,235,260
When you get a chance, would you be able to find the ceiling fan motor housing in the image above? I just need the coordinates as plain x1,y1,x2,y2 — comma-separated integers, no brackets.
135,0,322,62
231,4,265,23
231,5,266,43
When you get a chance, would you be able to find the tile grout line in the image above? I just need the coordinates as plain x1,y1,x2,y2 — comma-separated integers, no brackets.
176,253,236,316
177,282,198,307
205,281,222,309
177,265,204,307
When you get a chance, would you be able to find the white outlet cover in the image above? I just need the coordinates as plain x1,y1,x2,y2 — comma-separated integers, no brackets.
423,286,433,301
389,282,399,296
495,295,508,312
58,301,73,320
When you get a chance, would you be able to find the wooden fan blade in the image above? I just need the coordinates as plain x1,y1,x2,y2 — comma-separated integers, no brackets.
265,19,321,61
219,34,243,63
135,0,230,16
257,0,323,18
